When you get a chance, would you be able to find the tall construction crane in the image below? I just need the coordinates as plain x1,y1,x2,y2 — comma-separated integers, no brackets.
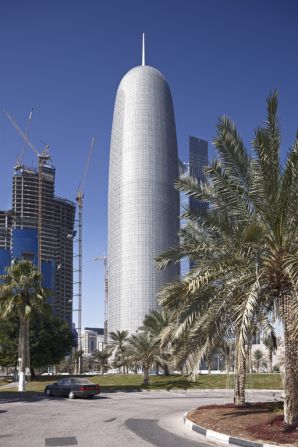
3,110,50,273
75,137,95,372
15,108,34,170
94,256,108,345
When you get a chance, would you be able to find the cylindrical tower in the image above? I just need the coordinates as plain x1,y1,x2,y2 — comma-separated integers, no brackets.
108,64,179,334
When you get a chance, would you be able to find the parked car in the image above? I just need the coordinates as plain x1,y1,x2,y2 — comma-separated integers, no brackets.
44,378,100,399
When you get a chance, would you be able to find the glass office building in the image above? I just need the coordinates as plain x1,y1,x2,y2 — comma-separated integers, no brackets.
180,136,208,274
0,164,75,324
189,136,208,214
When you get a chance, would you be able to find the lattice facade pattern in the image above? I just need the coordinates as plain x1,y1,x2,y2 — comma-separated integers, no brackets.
108,65,180,334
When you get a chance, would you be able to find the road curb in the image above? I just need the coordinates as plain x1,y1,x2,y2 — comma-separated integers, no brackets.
183,410,278,447
143,389,282,393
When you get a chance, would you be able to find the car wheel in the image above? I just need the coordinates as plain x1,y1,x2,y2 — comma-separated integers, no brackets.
68,391,75,399
45,388,51,397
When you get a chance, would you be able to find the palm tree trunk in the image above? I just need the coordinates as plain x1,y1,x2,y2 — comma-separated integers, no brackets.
163,364,170,376
208,357,212,374
268,350,273,373
234,334,246,406
18,316,27,392
248,345,252,374
280,294,298,427
225,356,230,374
143,364,149,386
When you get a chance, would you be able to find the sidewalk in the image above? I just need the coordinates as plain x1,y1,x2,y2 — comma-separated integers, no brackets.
0,381,18,389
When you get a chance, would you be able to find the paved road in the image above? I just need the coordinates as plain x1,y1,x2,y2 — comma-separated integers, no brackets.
0,389,280,447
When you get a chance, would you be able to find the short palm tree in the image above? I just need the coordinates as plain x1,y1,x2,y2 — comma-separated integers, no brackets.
92,348,111,374
252,349,267,373
262,332,277,373
0,260,49,391
108,330,129,373
126,331,160,385
157,92,298,426
141,309,171,375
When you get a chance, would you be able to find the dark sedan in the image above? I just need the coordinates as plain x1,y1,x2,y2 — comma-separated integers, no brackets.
44,378,100,399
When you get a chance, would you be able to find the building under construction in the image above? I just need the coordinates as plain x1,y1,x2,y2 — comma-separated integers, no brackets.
0,162,75,324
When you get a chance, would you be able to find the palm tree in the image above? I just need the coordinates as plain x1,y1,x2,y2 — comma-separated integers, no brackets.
92,348,111,374
141,309,171,375
0,260,49,391
73,349,84,375
252,349,267,373
262,332,277,373
126,331,160,385
108,330,129,373
157,92,298,425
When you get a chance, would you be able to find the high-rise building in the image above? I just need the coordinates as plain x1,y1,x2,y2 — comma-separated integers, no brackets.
180,136,208,275
54,197,76,322
0,163,75,324
0,211,12,275
180,136,208,212
108,39,180,335
81,327,104,355
188,136,208,214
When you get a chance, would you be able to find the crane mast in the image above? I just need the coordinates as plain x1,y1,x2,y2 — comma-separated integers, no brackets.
75,137,95,373
75,192,83,368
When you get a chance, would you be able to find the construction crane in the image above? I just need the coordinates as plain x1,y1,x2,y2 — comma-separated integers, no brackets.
75,137,95,372
94,256,108,345
3,110,50,273
15,108,34,170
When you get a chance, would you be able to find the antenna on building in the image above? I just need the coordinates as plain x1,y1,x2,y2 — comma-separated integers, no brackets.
142,33,145,66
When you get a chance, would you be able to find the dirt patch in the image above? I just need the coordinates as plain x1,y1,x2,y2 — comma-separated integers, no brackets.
187,402,298,446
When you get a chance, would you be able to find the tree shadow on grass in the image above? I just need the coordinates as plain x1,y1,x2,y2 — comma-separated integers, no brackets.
148,378,197,390
100,385,143,393
221,401,283,419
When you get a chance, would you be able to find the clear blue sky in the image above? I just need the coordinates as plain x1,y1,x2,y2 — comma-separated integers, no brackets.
1,0,297,328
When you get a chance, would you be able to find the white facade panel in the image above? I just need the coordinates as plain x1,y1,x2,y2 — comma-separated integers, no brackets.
108,65,179,334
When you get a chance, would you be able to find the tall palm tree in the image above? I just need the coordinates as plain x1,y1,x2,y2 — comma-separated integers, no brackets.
126,330,160,385
157,92,298,425
0,260,49,391
108,330,129,373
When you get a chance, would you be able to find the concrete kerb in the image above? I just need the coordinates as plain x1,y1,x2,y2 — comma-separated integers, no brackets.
184,409,279,447
0,381,18,389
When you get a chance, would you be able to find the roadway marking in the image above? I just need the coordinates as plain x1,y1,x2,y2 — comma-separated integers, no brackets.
45,437,78,446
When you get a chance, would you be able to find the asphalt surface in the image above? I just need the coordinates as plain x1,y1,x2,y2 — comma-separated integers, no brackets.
0,389,280,447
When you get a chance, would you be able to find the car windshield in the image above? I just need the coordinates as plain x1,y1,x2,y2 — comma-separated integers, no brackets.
57,379,71,385
70,378,93,384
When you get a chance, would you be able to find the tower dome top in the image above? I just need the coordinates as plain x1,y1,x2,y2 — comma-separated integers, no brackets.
119,65,167,88
118,34,168,87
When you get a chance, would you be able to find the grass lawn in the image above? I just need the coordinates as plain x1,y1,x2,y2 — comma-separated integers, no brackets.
0,373,282,394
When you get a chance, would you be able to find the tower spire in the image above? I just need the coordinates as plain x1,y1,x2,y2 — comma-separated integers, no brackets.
142,33,145,66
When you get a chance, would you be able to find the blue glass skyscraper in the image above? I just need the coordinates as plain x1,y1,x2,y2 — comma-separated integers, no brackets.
180,136,208,275
0,163,75,324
